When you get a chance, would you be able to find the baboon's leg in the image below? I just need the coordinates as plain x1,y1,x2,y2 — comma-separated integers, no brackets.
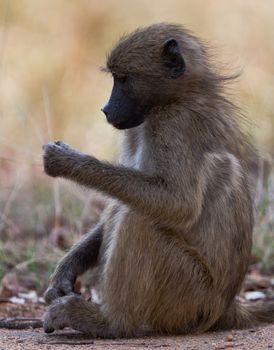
44,223,103,304
43,295,112,337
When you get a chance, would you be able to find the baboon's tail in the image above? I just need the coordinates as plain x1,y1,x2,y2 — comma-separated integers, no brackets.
212,300,274,330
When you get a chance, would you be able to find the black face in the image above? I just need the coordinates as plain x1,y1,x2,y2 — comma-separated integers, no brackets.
101,75,146,130
101,38,185,130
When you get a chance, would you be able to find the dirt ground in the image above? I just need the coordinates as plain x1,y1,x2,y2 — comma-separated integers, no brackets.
0,301,273,349
0,304,273,350
0,325,273,350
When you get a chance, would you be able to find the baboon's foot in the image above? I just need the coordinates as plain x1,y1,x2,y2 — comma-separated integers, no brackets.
43,295,76,333
43,295,108,336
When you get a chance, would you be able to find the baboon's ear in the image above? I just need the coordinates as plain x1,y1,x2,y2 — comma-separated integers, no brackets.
162,39,185,78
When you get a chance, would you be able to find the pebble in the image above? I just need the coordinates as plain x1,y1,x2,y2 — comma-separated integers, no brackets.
226,334,234,342
249,329,256,333
245,291,266,301
214,342,235,349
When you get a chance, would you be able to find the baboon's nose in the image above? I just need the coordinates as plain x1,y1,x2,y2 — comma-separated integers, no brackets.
101,105,109,118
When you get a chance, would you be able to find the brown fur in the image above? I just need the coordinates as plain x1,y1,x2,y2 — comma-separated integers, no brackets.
42,23,274,337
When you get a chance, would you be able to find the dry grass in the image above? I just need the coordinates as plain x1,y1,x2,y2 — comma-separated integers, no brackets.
0,1,273,285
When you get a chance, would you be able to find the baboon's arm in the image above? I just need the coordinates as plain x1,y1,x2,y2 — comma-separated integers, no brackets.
43,142,201,228
44,222,103,304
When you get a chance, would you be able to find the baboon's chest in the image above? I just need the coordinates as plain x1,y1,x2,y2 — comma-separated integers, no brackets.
122,142,157,174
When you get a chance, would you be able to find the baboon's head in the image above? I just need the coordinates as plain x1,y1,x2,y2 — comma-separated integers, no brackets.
102,23,208,130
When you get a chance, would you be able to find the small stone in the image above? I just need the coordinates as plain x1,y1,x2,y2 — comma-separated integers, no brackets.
9,296,25,304
245,291,266,301
226,334,234,341
249,329,256,333
18,290,38,302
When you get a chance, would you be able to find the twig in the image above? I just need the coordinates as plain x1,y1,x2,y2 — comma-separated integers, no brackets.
38,340,94,345
0,212,20,234
1,172,22,217
0,172,22,233
0,317,43,329
42,87,53,140
98,342,168,347
43,86,63,228
53,180,62,227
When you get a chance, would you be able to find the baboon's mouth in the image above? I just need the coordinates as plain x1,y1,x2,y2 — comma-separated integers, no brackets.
112,122,122,128
110,116,144,130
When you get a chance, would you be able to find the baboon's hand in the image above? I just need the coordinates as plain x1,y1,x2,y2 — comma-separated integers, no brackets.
43,295,73,333
43,141,81,178
44,276,76,304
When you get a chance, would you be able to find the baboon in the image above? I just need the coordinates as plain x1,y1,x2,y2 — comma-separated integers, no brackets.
42,23,274,337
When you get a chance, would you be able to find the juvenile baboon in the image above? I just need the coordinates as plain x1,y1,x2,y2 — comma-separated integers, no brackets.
42,23,274,337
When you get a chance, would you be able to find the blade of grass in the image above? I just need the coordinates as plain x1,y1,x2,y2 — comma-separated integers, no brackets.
43,86,62,228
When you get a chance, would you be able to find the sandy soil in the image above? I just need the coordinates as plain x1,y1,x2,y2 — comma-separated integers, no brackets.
0,325,273,350
0,300,273,349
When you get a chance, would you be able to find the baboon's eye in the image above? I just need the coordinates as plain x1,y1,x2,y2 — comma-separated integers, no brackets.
113,73,127,83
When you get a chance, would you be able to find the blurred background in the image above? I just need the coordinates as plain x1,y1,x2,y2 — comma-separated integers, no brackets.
0,0,273,299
